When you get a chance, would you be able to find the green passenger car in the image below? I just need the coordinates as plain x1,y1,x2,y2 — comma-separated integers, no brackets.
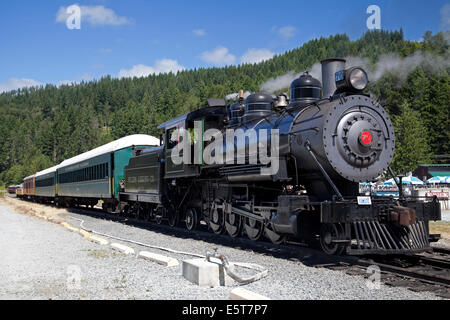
35,166,58,198
56,135,160,204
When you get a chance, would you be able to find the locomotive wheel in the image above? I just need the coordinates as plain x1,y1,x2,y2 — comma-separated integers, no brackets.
264,226,286,245
167,205,179,227
244,218,264,241
155,207,164,224
209,199,225,235
225,212,242,238
141,207,152,221
185,208,199,231
319,223,346,255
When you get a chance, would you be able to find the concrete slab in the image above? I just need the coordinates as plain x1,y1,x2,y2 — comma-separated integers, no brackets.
67,226,80,233
111,243,135,255
79,230,91,238
229,288,271,300
138,251,179,267
89,235,108,245
182,258,234,287
61,223,80,233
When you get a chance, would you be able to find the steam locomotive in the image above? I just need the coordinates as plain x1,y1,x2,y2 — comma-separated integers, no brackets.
19,58,441,255
119,58,441,255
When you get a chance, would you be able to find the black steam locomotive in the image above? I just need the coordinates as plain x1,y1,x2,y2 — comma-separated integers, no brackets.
118,58,441,255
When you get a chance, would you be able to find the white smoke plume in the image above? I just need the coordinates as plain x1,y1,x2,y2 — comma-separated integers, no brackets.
366,51,450,82
259,51,450,93
259,71,300,94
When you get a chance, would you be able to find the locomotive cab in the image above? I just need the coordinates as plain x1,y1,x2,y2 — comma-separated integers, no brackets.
157,98,228,179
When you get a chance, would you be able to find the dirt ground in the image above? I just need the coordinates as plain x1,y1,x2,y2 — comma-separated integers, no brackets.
0,196,67,224
430,221,450,240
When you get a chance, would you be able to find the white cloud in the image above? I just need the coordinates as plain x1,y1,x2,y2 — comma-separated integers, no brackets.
200,47,236,66
57,73,95,87
272,25,297,39
441,4,450,28
56,5,132,27
241,49,274,64
193,29,206,36
0,78,42,93
118,59,185,78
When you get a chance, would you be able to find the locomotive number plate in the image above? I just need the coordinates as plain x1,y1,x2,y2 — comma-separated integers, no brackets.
357,196,372,206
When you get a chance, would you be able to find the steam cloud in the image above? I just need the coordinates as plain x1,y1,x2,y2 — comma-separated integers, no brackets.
259,50,450,93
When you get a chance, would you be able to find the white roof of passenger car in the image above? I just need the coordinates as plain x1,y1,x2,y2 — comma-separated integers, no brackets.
58,134,160,169
35,165,60,178
23,175,34,181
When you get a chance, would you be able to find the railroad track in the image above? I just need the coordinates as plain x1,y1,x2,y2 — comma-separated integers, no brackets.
326,248,450,299
67,204,450,299
8,196,450,299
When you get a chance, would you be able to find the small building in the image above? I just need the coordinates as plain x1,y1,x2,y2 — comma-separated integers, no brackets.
413,164,450,181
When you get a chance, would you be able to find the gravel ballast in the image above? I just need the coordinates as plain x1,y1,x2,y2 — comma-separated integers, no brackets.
0,201,444,300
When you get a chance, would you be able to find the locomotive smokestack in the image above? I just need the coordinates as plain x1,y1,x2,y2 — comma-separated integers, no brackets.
321,58,346,98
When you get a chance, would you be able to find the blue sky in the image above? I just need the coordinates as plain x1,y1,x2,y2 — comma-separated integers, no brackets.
0,0,449,92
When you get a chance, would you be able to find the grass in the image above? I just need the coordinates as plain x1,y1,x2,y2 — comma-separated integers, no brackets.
429,221,450,240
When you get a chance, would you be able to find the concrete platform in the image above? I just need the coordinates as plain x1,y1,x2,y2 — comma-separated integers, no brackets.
230,288,270,300
61,222,80,233
79,230,91,238
138,251,179,267
182,258,234,287
110,243,135,255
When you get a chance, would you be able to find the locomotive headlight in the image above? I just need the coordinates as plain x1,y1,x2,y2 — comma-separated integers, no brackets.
349,68,368,91
335,67,368,93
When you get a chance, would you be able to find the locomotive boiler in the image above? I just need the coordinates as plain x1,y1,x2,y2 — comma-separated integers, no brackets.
119,58,441,254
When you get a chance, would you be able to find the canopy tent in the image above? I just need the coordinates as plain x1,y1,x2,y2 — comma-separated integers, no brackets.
384,176,424,185
426,176,449,184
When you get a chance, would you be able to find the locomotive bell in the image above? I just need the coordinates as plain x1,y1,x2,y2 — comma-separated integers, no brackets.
275,93,289,108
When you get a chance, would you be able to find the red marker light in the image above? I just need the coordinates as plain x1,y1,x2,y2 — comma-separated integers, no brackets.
360,130,372,145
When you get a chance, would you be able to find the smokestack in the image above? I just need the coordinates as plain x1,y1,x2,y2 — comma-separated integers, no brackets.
321,58,346,98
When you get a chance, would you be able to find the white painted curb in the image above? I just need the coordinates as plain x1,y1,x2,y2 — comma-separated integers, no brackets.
61,222,80,233
79,230,91,238
138,251,179,267
229,288,271,300
111,243,135,255
89,235,109,245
